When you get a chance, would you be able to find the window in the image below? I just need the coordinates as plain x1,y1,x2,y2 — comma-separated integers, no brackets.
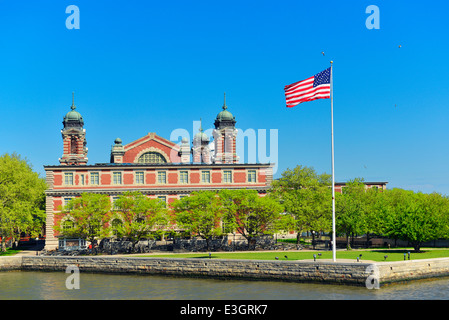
157,196,167,207
112,196,120,210
63,197,72,208
248,170,257,183
62,220,74,233
157,171,166,184
223,170,232,183
135,171,145,184
70,136,77,154
179,171,189,184
64,172,74,186
113,172,122,185
201,171,210,183
80,174,85,185
138,152,167,164
91,172,99,185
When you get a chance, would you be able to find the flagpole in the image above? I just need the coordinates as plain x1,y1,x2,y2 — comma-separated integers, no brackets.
330,61,336,262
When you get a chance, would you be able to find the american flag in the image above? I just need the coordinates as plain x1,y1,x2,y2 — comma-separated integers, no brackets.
284,67,331,108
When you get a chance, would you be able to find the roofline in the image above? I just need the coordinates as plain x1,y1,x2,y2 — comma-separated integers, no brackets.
43,162,275,170
334,182,388,185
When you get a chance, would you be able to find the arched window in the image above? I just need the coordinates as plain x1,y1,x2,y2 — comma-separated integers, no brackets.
71,136,77,154
137,152,167,164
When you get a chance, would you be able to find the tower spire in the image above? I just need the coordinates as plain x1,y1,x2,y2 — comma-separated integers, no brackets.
222,92,227,110
71,91,76,110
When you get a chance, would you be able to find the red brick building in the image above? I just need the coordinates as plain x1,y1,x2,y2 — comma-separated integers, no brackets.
44,96,274,250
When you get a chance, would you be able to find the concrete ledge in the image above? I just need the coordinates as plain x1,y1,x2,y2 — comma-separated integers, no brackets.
376,258,449,285
15,256,390,286
3,255,449,287
0,256,22,271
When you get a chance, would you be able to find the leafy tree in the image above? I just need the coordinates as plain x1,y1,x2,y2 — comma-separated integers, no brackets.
108,191,168,249
172,191,224,250
364,186,389,239
56,193,111,245
0,153,46,251
336,178,367,249
383,189,449,252
270,165,331,247
219,189,284,248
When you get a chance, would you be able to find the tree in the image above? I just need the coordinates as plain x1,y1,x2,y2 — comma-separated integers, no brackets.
383,189,449,252
0,153,46,251
270,165,331,247
219,189,284,248
56,193,111,245
336,178,367,249
108,191,168,249
172,191,224,251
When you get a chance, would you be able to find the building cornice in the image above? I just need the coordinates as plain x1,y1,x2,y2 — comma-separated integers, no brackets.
44,162,275,170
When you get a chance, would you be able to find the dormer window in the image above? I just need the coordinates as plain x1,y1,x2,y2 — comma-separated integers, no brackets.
137,152,167,164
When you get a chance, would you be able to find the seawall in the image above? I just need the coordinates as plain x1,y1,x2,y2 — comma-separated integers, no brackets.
0,256,22,271
2,255,449,287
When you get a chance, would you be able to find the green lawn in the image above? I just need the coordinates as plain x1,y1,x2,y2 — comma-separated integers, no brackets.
136,248,449,262
0,249,21,256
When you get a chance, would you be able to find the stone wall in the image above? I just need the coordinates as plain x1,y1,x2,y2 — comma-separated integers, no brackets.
0,256,22,271
376,258,449,285
20,256,371,285
4,255,449,286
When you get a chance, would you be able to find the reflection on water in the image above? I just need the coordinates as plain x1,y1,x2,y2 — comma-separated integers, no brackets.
1,271,449,300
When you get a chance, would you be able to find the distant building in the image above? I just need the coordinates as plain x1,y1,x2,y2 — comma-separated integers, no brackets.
334,182,388,193
44,95,274,250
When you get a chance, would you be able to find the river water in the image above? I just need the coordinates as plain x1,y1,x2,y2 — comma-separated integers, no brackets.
1,271,449,300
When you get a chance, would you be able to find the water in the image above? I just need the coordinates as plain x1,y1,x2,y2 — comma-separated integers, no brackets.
1,271,449,300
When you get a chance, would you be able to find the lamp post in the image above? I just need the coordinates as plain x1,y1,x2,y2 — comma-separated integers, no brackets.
35,237,39,256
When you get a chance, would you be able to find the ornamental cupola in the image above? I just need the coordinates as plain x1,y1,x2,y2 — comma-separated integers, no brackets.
59,92,88,165
214,92,236,129
212,93,239,164
192,119,211,164
63,94,84,129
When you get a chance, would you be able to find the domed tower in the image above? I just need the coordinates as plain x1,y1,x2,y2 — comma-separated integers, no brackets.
59,93,88,165
192,119,211,164
213,93,239,164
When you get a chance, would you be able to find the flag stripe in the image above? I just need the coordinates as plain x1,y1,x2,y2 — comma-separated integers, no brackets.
287,92,330,104
286,86,330,105
284,77,314,91
285,84,330,99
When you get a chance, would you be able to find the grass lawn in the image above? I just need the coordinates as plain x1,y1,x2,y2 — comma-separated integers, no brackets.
0,249,21,256
136,248,449,262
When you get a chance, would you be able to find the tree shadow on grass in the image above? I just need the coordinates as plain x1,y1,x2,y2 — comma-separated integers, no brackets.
370,249,427,254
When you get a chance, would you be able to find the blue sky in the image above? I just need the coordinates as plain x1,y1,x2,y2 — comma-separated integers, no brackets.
1,0,448,195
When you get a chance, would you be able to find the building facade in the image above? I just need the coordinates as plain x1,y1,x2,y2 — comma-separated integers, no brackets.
44,96,274,250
